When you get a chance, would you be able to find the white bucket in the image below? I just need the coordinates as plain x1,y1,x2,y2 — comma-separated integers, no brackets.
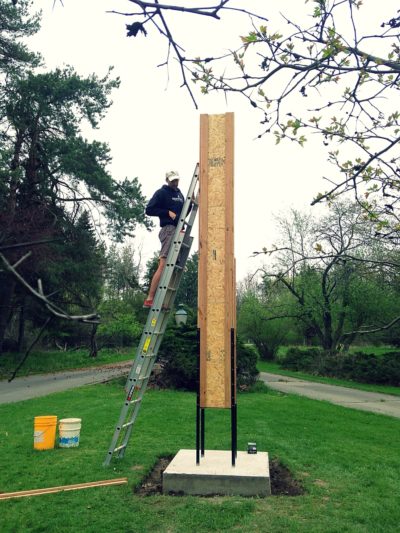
58,418,82,448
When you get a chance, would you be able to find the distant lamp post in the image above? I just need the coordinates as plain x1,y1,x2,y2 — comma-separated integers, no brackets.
175,304,188,326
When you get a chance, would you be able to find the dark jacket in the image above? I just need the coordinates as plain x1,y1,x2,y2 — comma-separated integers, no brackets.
145,184,185,227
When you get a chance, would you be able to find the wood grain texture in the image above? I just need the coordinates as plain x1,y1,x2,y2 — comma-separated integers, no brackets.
198,113,236,408
0,478,128,500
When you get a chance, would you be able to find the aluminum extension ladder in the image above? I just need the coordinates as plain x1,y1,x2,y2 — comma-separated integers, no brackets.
104,163,199,465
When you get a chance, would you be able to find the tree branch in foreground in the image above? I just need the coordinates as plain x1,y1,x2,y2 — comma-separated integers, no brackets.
0,252,100,324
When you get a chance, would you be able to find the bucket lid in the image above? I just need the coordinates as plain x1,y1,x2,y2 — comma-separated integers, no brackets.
59,418,81,423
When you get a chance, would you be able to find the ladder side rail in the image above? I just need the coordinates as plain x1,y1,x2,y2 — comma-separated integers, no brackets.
116,234,197,457
154,228,194,309
117,371,155,457
130,237,195,383
114,236,197,460
123,329,159,389
105,348,159,464
105,392,139,464
105,239,195,465
116,255,195,459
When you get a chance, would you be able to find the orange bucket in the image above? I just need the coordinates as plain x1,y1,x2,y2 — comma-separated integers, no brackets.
33,415,57,450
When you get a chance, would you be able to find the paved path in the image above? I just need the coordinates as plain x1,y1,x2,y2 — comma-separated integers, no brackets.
260,372,400,418
1,365,400,419
0,362,132,404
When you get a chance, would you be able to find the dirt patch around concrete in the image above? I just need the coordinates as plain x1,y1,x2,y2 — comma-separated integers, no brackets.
135,455,305,497
269,457,305,496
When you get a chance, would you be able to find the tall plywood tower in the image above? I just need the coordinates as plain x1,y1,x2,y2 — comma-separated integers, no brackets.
163,113,271,495
198,112,236,410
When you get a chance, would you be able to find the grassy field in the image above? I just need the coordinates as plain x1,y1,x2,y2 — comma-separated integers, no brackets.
0,349,133,380
1,379,399,532
257,360,400,397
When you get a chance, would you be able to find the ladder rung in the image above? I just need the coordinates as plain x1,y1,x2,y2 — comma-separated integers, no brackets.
128,398,141,405
136,373,151,382
122,420,135,429
113,444,127,453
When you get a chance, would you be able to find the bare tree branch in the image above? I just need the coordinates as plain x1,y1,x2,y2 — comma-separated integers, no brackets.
0,252,100,324
0,238,62,252
343,315,400,337
108,0,267,107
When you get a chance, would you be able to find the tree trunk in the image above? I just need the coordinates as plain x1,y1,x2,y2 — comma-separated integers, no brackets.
322,309,334,352
17,297,26,353
333,263,352,350
0,132,24,355
89,323,98,358
321,263,335,353
0,279,16,354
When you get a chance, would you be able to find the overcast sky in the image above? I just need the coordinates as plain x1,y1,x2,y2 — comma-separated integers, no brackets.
28,0,397,281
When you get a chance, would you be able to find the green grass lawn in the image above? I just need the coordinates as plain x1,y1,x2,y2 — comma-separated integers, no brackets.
0,349,134,380
257,360,400,397
1,380,399,532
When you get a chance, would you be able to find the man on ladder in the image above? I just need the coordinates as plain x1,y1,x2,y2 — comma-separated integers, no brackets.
144,170,186,308
104,164,199,465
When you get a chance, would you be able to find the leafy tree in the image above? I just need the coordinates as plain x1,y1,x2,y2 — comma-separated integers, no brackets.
97,299,142,348
105,243,142,300
102,243,149,344
0,9,151,353
258,202,400,353
176,251,198,310
36,211,106,352
238,293,289,360
0,0,40,77
1,66,149,238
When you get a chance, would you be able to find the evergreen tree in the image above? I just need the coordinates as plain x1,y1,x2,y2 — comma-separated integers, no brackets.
0,5,150,353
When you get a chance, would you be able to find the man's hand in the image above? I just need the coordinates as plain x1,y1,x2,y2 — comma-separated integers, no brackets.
168,210,177,220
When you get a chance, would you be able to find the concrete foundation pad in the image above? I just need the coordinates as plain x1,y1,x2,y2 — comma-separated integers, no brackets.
162,449,271,496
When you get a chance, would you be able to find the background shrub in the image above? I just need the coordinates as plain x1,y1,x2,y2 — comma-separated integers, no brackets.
97,299,142,347
236,339,259,389
280,347,400,386
280,347,323,372
157,323,259,391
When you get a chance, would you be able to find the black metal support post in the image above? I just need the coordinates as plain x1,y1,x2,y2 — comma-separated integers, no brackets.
201,408,205,456
230,327,237,466
196,328,201,464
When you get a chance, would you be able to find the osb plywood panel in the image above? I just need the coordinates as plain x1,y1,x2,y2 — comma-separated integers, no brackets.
198,113,236,408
